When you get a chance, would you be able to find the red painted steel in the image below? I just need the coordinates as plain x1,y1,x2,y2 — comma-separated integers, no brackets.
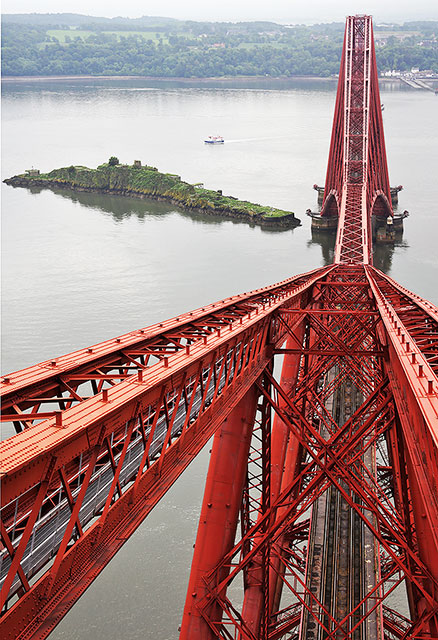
1,269,326,434
0,267,331,638
1,13,437,640
321,16,393,265
183,267,438,639
180,387,258,639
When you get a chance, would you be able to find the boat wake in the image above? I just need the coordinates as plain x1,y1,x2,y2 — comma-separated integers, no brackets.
225,135,285,144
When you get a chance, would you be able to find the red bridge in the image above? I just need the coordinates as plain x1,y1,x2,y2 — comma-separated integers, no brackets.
1,15,437,640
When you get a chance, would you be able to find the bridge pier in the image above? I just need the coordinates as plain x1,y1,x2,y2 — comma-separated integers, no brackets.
307,210,338,233
308,210,409,244
372,212,408,243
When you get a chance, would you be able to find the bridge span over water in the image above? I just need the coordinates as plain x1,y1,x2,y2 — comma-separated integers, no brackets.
1,15,438,640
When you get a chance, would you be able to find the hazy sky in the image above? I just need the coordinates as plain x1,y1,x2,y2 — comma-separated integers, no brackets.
2,0,438,23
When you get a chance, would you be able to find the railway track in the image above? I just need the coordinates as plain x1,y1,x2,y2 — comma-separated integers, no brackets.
299,373,380,640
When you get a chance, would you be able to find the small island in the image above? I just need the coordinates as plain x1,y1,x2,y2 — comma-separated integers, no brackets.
4,158,300,229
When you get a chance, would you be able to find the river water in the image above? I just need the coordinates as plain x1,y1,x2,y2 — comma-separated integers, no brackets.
1,77,437,639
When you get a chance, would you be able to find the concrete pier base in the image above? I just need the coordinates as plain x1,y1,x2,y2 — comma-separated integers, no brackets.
372,212,408,243
313,184,325,207
390,185,403,206
307,210,338,233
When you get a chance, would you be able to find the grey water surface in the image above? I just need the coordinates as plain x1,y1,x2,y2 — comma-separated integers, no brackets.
1,76,437,639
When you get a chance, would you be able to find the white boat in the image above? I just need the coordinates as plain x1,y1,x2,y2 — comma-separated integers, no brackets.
204,135,224,144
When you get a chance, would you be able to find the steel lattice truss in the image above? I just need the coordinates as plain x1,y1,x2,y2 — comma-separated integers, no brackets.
1,13,438,640
1,265,438,639
0,268,330,638
321,16,393,265
180,265,438,640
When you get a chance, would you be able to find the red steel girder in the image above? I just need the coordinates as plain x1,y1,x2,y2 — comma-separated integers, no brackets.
0,267,331,639
180,266,438,640
320,16,393,265
1,267,328,433
179,386,259,639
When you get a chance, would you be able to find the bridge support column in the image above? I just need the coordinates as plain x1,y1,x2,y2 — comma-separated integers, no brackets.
238,334,305,637
179,386,258,640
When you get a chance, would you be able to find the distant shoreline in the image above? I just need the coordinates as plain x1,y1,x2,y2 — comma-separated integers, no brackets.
1,74,338,83
0,74,413,85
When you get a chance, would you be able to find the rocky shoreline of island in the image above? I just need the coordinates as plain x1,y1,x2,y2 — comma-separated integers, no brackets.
4,160,300,229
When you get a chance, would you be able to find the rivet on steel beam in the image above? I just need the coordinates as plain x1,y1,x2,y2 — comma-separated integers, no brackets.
164,357,169,367
419,364,424,377
240,318,243,324
87,348,93,353
203,336,208,344
217,329,221,337
116,338,121,343
207,502,212,508
55,411,62,427
140,329,144,333
186,345,190,355
229,324,232,331
3,377,10,384
137,370,143,382
160,323,163,327
51,360,57,366
102,388,109,402
428,380,434,394
176,317,180,321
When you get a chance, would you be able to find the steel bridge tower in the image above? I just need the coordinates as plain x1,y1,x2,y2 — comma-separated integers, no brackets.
1,15,438,640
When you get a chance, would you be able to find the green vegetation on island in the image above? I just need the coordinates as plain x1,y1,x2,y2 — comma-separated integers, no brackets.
4,160,300,228
2,14,437,77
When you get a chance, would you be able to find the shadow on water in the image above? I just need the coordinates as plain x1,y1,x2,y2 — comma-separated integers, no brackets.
308,230,336,266
308,228,408,274
373,238,409,274
11,183,301,232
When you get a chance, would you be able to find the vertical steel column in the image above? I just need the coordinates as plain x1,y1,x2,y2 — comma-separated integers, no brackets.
268,331,305,614
239,370,272,639
269,429,304,614
179,386,259,640
238,327,306,635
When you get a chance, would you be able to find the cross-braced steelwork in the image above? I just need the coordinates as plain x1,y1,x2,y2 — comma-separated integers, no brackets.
1,14,437,640
321,16,393,265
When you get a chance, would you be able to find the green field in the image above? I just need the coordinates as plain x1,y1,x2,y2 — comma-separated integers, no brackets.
46,29,91,42
46,29,167,43
237,42,288,50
